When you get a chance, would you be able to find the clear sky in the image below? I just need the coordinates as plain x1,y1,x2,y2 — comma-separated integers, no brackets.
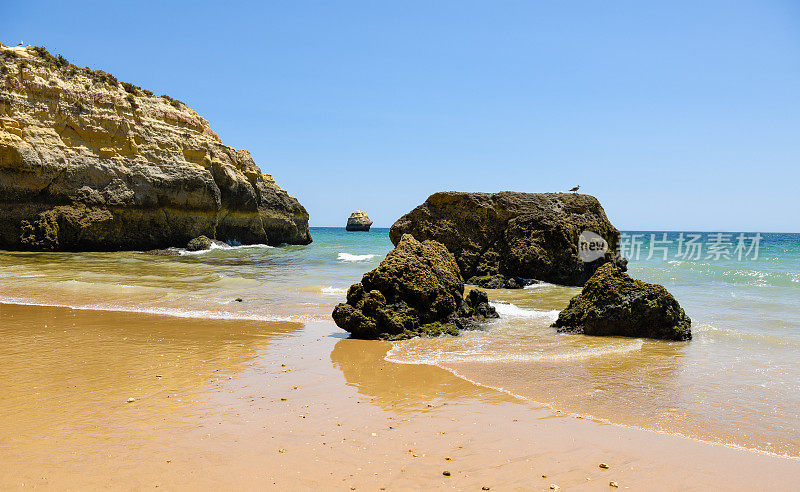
4,1,799,231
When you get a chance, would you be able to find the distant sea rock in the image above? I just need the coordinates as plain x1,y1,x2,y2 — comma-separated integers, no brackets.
390,191,625,287
0,45,311,251
332,234,497,340
553,263,692,341
345,210,373,231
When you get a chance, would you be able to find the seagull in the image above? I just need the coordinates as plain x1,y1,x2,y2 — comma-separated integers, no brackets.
569,185,580,193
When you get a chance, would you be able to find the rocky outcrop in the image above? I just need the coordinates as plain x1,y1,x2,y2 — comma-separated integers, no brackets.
186,235,226,251
467,274,526,289
553,263,692,341
345,210,373,231
390,191,625,287
0,45,311,251
332,234,497,340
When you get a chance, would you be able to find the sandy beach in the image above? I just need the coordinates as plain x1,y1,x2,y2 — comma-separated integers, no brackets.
4,3,800,489
2,302,798,490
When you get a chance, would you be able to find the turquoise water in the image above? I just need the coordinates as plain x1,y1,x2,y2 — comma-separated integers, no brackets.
1,227,798,456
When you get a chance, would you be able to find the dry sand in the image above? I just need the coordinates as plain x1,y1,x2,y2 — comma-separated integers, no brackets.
1,303,798,490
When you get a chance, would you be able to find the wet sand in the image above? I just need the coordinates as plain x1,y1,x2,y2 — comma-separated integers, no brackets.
1,303,799,490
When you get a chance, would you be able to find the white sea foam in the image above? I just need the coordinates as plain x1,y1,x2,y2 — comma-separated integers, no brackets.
385,339,644,365
0,296,308,323
321,286,347,296
523,281,556,289
489,301,560,322
337,252,376,262
179,243,274,256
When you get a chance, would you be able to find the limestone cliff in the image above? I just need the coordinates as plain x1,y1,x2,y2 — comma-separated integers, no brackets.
0,45,311,251
345,210,372,231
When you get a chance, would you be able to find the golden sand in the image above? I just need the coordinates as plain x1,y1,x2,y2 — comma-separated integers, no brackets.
1,303,798,490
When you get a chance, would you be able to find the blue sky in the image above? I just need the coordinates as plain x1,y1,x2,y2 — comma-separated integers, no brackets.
4,1,799,231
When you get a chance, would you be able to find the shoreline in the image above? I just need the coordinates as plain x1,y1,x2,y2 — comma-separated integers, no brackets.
2,301,799,489
387,354,800,462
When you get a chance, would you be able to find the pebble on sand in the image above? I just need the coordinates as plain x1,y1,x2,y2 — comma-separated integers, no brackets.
126,397,135,403
442,471,451,477
549,485,559,490
599,462,610,469
609,481,619,488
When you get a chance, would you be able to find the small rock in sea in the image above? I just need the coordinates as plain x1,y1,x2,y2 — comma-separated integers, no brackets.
553,263,691,340
126,397,135,403
235,298,243,302
442,471,451,477
599,462,610,469
345,210,373,232
609,481,619,488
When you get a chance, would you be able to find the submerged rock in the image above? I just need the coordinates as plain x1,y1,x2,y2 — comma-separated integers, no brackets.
0,45,311,251
345,210,373,231
452,288,499,330
552,263,691,341
332,234,497,340
467,274,525,289
186,235,226,251
390,191,626,287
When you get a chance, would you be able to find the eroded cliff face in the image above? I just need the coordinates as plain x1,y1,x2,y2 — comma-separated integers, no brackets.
0,45,311,250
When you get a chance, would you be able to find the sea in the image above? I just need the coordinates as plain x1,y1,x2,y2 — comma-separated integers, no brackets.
0,227,798,457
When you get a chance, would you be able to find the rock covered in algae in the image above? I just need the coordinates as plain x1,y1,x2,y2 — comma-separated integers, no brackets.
390,191,626,287
332,234,497,339
553,263,691,341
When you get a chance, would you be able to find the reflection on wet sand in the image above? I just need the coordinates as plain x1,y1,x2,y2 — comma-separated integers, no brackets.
0,303,300,471
330,338,518,411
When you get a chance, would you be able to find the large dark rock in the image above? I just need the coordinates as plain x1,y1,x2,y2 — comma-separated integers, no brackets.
552,263,692,341
0,45,311,251
390,191,625,287
332,234,497,340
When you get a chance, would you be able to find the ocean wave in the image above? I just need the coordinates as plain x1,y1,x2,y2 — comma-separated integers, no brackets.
0,296,309,323
694,322,800,347
523,281,557,289
337,252,377,262
386,338,643,365
490,301,560,322
638,261,800,287
179,243,274,256
321,286,347,296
